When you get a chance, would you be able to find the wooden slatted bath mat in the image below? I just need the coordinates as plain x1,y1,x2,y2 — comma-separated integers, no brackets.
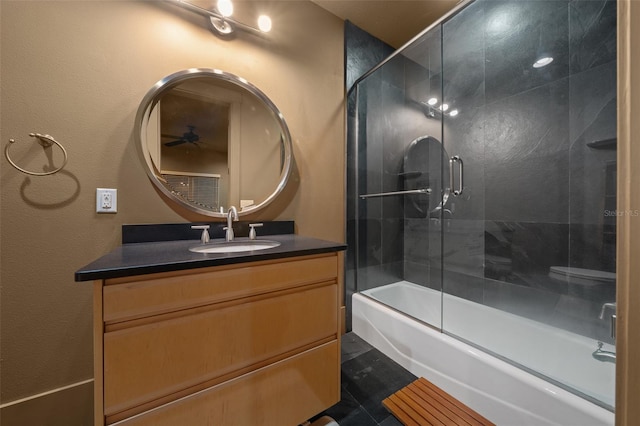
382,377,495,426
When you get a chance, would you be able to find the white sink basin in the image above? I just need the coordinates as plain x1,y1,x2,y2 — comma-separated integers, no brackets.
189,240,281,254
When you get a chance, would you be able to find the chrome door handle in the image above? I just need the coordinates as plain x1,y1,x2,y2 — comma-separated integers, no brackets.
449,155,464,196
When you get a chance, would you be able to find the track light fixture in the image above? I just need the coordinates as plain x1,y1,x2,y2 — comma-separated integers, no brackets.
171,0,272,37
422,98,458,119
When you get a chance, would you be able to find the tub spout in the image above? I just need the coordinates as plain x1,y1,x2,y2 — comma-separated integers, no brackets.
592,341,616,363
599,302,616,320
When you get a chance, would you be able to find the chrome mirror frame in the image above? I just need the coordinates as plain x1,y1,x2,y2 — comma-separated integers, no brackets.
134,68,293,218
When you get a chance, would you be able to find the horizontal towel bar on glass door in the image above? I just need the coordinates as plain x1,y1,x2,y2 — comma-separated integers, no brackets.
359,188,431,199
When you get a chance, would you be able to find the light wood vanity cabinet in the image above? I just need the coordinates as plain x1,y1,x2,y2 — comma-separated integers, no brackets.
92,252,343,426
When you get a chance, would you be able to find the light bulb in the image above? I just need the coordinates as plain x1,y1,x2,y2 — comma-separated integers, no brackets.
427,97,438,106
257,15,272,32
440,103,449,112
449,109,459,117
217,0,233,17
533,57,553,68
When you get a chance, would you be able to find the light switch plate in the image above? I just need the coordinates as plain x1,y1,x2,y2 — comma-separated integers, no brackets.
96,188,117,213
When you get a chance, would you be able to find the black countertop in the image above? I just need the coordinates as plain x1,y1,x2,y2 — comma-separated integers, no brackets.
75,234,346,282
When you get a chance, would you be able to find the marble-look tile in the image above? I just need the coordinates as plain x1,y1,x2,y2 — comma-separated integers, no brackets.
379,415,404,426
404,27,442,77
358,217,382,268
317,387,378,426
316,333,417,426
485,152,570,223
569,0,617,74
379,54,406,92
381,82,408,193
569,61,616,145
442,269,484,303
482,277,562,321
484,0,570,104
403,32,442,104
444,105,486,221
345,21,394,90
569,223,616,272
505,222,570,284
483,79,571,221
403,260,431,288
569,144,616,225
346,22,396,321
362,81,385,197
341,348,417,423
442,219,485,278
484,77,569,161
483,221,515,282
569,61,617,225
380,217,404,265
403,218,430,264
382,195,403,221
443,0,485,110
356,263,404,292
341,332,374,363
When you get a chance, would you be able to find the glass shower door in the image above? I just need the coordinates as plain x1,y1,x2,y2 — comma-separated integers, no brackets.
355,26,445,331
440,0,616,409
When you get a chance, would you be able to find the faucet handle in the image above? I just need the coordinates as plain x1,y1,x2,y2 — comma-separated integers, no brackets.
248,223,263,240
191,225,210,244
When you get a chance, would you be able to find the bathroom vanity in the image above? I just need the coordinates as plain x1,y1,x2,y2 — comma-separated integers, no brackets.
76,233,345,426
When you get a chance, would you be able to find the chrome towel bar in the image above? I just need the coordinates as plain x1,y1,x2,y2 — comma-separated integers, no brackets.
359,188,431,199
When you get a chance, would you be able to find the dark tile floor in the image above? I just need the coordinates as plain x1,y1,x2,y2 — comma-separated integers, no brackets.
312,332,417,426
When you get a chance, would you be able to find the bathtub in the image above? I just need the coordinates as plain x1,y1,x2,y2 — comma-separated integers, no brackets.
352,281,615,426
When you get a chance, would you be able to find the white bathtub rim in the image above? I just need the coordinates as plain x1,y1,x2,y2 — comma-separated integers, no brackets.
362,281,615,405
352,297,556,425
352,292,615,426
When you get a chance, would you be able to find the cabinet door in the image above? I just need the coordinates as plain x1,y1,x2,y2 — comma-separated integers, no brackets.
116,341,340,426
104,284,338,418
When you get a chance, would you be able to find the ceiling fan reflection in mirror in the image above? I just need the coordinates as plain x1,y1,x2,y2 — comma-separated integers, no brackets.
162,125,201,147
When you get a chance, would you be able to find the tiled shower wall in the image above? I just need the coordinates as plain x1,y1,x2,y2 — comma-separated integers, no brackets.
345,21,395,330
347,0,616,342
441,0,617,342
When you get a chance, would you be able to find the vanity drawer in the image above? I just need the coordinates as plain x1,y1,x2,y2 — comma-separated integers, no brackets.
103,283,338,418
103,253,339,324
115,340,340,426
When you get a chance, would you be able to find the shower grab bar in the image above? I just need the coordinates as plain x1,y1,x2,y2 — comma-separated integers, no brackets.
449,155,464,196
359,188,431,199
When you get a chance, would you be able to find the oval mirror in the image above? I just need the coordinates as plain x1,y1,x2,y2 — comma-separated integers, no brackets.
135,68,293,218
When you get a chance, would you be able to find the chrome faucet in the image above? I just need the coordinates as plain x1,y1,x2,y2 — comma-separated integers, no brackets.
592,341,616,363
224,206,239,241
599,302,616,319
599,302,617,340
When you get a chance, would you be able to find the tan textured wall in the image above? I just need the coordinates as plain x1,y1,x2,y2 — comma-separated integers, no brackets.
0,0,344,422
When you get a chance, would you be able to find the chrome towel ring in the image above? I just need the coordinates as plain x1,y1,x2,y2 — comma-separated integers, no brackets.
5,133,68,176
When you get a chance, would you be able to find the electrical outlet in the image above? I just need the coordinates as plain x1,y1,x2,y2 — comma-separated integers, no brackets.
96,188,117,213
